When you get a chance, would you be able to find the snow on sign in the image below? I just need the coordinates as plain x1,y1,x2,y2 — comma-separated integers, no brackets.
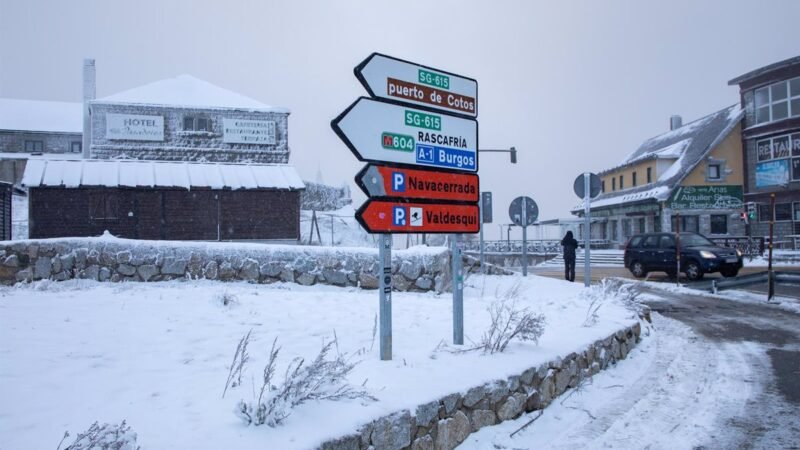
356,199,479,234
355,52,478,118
332,97,478,172
356,164,479,202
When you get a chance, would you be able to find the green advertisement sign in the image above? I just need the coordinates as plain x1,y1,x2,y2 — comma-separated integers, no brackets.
667,185,743,210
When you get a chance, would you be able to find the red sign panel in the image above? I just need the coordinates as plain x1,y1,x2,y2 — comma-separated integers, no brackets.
356,164,479,202
356,200,480,234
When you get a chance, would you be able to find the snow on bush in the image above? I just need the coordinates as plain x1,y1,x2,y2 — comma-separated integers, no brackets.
233,334,376,427
57,420,139,450
478,281,546,354
214,290,239,308
579,278,643,327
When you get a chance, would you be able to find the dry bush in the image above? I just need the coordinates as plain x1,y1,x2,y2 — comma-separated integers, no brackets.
58,421,139,450
479,281,546,354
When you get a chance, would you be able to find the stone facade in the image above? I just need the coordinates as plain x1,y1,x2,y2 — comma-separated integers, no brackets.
89,103,289,163
319,322,643,450
0,237,509,291
0,130,83,155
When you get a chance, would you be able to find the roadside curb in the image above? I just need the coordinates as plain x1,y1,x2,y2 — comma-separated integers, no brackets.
319,321,643,450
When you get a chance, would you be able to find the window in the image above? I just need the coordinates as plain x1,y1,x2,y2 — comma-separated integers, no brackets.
619,175,624,189
25,140,43,152
659,235,675,249
637,217,645,233
642,235,659,248
601,180,606,193
621,218,632,239
756,133,800,181
775,203,792,221
71,142,82,153
612,177,616,191
710,215,727,234
610,220,618,240
89,193,119,220
632,172,637,186
672,215,699,233
754,76,800,125
183,116,212,132
707,164,721,180
794,202,800,221
646,167,652,183
758,202,793,222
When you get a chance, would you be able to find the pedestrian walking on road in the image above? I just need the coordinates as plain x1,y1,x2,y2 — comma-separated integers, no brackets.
561,230,579,282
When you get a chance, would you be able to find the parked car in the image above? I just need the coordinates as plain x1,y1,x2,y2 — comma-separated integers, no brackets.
623,232,743,281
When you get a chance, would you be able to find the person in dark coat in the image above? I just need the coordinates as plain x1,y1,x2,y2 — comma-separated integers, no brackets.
561,230,579,282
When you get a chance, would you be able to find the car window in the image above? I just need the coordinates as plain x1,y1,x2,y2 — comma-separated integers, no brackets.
642,235,660,248
629,236,643,248
659,235,675,249
679,233,715,247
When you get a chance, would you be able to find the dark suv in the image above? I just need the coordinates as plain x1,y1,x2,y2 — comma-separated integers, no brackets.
624,232,743,281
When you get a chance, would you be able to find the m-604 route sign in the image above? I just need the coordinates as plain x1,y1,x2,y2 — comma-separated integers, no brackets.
355,53,478,118
356,164,479,202
356,200,480,234
332,97,478,172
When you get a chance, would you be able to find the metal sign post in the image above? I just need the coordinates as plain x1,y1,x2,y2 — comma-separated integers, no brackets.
379,234,393,360
572,173,601,287
583,173,591,287
508,196,539,276
452,234,463,345
479,192,493,274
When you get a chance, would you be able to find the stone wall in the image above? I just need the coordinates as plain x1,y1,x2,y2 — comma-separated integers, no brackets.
0,236,509,291
319,322,643,450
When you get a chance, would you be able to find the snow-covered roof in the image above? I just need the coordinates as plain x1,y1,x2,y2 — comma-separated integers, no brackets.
574,104,743,212
93,75,289,113
0,98,82,133
728,55,800,86
21,159,304,190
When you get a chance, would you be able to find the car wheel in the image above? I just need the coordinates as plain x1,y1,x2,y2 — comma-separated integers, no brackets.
684,261,703,281
721,268,739,278
630,261,647,278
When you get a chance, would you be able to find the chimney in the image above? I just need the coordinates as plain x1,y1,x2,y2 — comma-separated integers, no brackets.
669,115,682,131
82,58,96,159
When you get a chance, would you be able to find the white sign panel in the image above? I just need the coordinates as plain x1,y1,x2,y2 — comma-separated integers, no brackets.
106,113,164,141
223,118,276,145
356,53,478,118
332,97,478,172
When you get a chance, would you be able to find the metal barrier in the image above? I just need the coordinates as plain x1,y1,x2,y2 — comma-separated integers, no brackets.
709,270,800,293
708,236,765,257
460,239,611,254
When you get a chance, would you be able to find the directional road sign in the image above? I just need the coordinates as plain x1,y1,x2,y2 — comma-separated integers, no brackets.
355,52,478,118
356,200,480,234
332,97,478,173
509,196,538,226
573,172,602,199
356,164,479,202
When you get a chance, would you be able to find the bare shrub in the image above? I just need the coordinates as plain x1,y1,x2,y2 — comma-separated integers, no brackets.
580,279,643,326
235,335,376,427
479,282,546,354
214,290,239,307
223,329,252,398
58,421,139,450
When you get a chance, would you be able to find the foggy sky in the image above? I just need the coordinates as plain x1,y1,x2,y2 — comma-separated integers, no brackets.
1,0,798,240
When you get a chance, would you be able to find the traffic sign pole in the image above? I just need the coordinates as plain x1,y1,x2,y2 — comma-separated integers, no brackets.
522,197,528,277
583,172,591,287
379,234,393,360
452,234,464,345
479,200,485,274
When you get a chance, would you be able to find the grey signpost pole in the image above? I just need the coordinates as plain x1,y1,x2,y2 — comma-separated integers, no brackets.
379,234,393,360
452,234,464,345
583,172,591,287
479,200,485,274
521,197,528,277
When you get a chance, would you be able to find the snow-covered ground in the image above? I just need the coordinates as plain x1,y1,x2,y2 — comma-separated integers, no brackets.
0,274,639,449
459,313,760,449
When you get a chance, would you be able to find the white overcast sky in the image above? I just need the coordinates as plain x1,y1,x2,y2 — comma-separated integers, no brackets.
1,0,798,239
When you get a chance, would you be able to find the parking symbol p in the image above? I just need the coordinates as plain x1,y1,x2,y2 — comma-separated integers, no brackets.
393,206,406,226
392,172,406,192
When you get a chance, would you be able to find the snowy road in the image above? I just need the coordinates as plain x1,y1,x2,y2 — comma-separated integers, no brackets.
459,288,800,449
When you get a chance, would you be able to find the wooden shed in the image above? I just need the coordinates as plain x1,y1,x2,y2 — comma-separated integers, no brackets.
21,159,305,241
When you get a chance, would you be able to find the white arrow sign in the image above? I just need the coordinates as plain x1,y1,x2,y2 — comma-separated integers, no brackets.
332,97,478,172
355,53,478,118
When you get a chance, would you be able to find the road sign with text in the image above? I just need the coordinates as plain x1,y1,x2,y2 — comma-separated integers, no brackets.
332,97,478,172
355,52,478,118
356,200,480,234
356,164,479,202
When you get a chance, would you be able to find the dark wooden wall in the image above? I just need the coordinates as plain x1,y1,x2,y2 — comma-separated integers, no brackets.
29,187,300,241
0,183,10,240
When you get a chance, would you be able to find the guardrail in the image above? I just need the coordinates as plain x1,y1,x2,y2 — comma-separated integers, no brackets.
460,239,612,254
709,270,800,293
708,236,765,257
